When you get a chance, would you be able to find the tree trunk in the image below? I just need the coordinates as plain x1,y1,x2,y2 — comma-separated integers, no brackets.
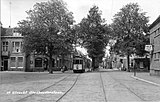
55,55,57,68
61,54,65,67
25,53,30,72
92,57,95,70
127,54,130,72
48,56,53,74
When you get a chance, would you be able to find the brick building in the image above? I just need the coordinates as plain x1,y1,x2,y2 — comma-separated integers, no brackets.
1,27,73,71
149,15,160,75
1,27,25,71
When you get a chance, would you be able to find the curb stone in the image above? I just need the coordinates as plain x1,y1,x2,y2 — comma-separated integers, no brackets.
131,75,160,87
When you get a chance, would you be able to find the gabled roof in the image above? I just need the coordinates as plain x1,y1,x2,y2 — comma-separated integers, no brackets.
1,27,22,37
1,27,13,36
149,15,160,29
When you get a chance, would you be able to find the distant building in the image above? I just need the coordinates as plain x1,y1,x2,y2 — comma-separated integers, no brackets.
149,15,160,75
1,27,25,71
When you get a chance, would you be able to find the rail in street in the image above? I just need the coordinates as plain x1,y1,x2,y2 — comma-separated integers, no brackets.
14,73,81,102
108,73,146,101
100,72,108,102
1,70,160,102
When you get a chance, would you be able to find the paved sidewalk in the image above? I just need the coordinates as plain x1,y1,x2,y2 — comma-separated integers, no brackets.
132,72,160,87
100,68,160,87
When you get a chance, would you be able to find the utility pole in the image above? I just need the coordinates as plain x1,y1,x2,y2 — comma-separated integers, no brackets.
9,0,12,27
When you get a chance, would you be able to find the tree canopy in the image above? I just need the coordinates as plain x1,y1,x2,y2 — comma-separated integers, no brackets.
18,0,74,73
111,3,149,56
78,5,111,69
110,3,149,70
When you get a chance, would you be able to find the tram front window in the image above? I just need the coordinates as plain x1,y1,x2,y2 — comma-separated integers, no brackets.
73,60,83,64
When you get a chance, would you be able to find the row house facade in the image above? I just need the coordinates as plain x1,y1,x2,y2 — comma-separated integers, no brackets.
149,15,160,76
1,27,73,71
1,27,25,71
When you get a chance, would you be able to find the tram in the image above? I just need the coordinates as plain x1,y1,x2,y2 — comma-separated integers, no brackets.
72,49,91,73
73,56,85,73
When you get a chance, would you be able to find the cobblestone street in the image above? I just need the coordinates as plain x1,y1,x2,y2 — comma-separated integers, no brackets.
0,69,160,102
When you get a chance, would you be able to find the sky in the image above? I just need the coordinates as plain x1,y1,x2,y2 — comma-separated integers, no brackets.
1,0,160,56
1,0,160,28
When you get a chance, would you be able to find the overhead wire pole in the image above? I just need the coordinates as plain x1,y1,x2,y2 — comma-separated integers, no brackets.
9,0,11,27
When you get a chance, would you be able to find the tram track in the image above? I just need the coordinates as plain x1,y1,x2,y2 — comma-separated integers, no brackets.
107,73,147,101
15,73,81,102
99,72,108,102
56,73,80,102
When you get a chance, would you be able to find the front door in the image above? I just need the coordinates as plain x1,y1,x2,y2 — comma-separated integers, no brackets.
4,60,8,71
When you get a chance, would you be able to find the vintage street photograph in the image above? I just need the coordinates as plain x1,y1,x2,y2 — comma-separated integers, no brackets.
0,0,160,102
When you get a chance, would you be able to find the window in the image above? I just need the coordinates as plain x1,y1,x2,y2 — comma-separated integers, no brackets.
17,57,23,68
80,60,83,64
10,57,16,68
12,42,22,53
2,41,8,51
154,53,156,59
73,59,83,64
158,52,160,58
35,58,43,67
13,32,22,36
139,62,144,68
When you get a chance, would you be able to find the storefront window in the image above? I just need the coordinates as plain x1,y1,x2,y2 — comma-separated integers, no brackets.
10,57,16,68
35,58,42,67
17,57,23,68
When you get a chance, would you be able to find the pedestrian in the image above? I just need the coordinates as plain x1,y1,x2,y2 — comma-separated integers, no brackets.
134,62,138,70
61,66,65,73
133,62,138,76
65,65,67,71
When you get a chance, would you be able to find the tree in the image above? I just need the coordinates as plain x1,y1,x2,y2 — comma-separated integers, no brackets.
78,6,110,70
18,0,74,73
111,3,149,70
